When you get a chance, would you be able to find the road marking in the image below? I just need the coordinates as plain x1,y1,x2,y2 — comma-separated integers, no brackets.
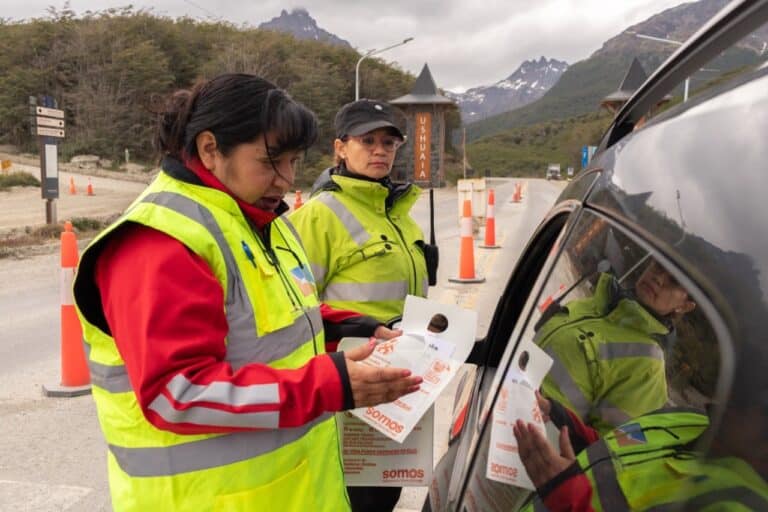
0,480,93,511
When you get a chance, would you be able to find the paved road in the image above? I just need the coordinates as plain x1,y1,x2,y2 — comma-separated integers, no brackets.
0,176,565,511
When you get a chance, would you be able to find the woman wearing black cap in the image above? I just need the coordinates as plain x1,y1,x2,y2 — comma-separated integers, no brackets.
290,99,431,511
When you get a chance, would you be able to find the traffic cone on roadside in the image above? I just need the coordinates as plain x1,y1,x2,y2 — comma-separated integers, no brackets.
43,221,91,398
538,284,566,313
68,177,76,195
294,190,303,209
86,179,94,196
449,200,485,284
480,189,501,249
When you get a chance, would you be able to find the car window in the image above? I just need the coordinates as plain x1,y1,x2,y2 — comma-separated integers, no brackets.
429,212,571,511
458,209,723,511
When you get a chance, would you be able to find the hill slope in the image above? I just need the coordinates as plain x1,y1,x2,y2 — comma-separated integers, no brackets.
466,0,765,141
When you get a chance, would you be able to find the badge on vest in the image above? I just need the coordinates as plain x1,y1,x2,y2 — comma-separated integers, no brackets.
290,266,316,296
614,423,647,446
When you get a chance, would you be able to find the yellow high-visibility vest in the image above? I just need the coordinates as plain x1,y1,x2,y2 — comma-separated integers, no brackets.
74,162,349,512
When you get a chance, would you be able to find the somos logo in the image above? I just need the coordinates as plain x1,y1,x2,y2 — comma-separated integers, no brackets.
383,468,425,480
365,408,404,434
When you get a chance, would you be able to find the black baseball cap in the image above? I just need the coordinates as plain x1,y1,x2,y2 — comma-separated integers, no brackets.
334,99,406,140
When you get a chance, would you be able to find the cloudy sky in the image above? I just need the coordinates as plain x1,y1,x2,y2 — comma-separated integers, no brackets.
4,0,687,92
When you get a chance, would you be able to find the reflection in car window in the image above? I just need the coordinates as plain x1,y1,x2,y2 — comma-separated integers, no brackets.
532,212,718,432
460,210,723,511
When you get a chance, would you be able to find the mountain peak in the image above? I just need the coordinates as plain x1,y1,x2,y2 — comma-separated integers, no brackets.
259,8,351,48
447,57,568,123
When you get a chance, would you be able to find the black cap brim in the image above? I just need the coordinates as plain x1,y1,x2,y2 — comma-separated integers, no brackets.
346,120,405,140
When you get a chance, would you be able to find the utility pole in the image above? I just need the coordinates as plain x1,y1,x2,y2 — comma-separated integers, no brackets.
462,127,467,179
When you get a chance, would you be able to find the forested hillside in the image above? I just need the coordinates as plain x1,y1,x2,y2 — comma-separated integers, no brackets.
0,7,418,179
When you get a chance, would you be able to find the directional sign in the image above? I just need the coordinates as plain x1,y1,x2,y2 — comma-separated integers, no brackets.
36,127,65,138
35,116,65,128
35,106,65,119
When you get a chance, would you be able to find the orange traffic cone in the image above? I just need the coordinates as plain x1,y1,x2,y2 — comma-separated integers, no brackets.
538,284,566,313
86,178,94,196
449,199,485,284
294,190,303,209
43,221,91,398
480,189,501,249
68,176,76,195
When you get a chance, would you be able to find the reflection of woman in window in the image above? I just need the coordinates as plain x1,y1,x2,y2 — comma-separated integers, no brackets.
537,259,696,433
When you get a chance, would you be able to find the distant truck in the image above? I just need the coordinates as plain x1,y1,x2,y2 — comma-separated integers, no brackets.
546,163,561,180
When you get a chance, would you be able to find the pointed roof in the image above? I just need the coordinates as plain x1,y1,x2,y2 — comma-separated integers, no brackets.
391,63,455,105
602,58,648,104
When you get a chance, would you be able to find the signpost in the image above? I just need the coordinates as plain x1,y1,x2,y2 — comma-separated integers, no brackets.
29,95,65,224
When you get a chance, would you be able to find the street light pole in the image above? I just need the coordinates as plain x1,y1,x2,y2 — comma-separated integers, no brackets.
631,32,690,102
355,37,414,100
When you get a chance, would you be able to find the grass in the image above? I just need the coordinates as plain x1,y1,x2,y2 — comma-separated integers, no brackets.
0,215,116,259
0,171,40,190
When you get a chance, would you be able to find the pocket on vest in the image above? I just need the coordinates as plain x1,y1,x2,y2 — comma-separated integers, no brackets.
213,458,311,511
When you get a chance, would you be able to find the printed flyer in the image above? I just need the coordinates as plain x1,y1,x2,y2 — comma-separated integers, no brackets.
347,295,478,443
486,339,553,490
339,408,433,487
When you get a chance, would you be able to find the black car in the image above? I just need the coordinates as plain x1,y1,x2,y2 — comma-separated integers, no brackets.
426,1,768,510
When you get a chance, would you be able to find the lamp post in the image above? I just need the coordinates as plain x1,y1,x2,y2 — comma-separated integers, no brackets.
355,37,414,100
631,33,690,102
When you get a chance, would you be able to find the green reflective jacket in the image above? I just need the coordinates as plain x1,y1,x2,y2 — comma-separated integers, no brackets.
524,409,768,511
537,273,670,434
289,173,428,323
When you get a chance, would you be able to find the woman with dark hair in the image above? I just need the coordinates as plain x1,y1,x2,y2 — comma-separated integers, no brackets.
72,74,421,511
290,99,432,511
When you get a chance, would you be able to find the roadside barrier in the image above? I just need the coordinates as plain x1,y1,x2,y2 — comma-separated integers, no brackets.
86,178,94,196
68,177,76,195
43,221,91,398
294,189,303,209
479,189,500,249
449,200,485,284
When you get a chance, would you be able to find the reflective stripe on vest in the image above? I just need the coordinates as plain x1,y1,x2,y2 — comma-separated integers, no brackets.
324,280,409,303
315,193,371,246
598,342,663,360
86,344,132,393
140,191,258,354
597,402,632,427
587,440,631,511
108,412,332,477
646,486,768,511
545,350,592,418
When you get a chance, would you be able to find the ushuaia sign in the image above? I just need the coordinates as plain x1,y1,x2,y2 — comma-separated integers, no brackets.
414,112,431,181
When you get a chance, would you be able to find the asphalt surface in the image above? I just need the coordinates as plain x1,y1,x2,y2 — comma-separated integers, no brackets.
0,174,564,512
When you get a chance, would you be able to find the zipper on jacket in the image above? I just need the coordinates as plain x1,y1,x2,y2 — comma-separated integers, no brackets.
386,210,418,295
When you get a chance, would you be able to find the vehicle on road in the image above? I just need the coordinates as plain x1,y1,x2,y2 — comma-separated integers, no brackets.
545,163,560,180
426,1,768,509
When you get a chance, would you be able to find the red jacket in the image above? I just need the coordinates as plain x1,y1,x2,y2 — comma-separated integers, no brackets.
94,157,377,435
536,399,601,511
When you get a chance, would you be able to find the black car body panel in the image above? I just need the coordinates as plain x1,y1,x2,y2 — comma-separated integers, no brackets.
426,1,768,509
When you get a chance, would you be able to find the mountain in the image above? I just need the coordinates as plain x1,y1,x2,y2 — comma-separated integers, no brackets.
446,57,568,123
467,0,767,141
258,8,351,48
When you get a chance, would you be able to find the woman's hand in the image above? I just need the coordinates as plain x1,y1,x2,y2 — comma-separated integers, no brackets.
514,420,575,489
343,338,421,408
373,325,402,340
